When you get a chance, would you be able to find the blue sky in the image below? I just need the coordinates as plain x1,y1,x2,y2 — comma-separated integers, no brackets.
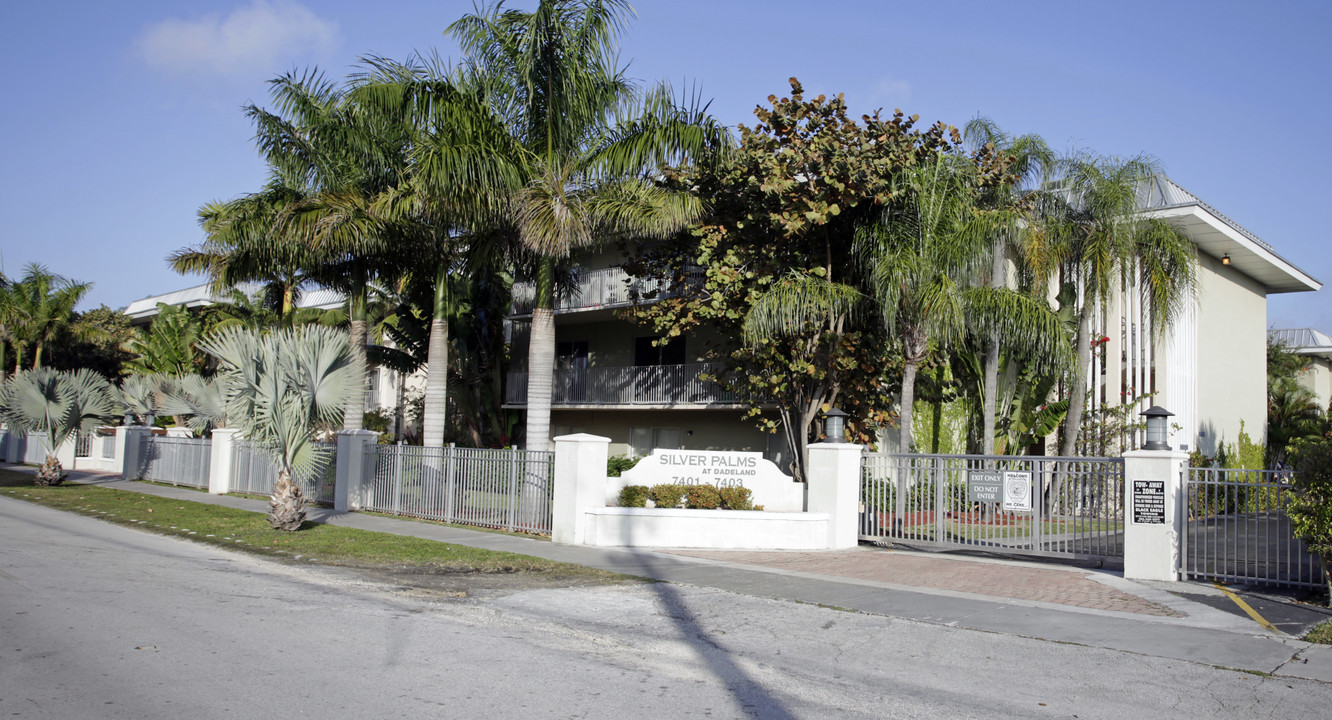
2,1,1328,329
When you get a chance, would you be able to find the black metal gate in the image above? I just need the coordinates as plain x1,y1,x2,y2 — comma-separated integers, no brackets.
860,453,1125,563
1182,467,1324,589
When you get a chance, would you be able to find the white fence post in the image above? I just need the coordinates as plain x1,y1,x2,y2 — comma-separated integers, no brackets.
551,433,610,545
118,427,154,480
335,430,378,512
1122,449,1189,581
208,429,240,495
806,441,864,550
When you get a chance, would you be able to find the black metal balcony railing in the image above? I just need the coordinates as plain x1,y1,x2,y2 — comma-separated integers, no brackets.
510,267,701,316
506,363,744,406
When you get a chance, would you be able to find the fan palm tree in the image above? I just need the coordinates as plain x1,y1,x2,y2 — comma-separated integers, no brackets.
390,0,730,451
1038,154,1198,457
0,368,119,484
200,325,357,531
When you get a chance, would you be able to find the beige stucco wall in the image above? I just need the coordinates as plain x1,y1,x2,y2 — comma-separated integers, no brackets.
1191,254,1268,453
1297,357,1332,412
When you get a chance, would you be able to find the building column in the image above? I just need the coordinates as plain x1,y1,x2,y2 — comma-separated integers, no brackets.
551,433,610,545
806,442,864,550
1122,449,1189,581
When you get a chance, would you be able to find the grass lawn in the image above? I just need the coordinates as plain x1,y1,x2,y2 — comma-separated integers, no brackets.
0,468,623,585
1308,619,1332,645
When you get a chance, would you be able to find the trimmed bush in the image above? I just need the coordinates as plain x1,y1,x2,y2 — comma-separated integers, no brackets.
618,485,650,508
686,484,722,509
718,485,755,510
648,484,687,508
607,455,641,478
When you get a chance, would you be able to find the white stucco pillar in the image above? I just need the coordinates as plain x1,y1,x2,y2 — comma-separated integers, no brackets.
54,434,76,469
551,433,610,545
335,430,379,512
1122,449,1188,581
118,426,154,480
806,442,864,550
208,429,240,495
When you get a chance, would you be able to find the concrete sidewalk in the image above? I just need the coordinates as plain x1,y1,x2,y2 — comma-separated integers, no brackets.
29,467,1332,683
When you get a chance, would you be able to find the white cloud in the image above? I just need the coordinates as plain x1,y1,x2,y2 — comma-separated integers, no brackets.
135,0,339,77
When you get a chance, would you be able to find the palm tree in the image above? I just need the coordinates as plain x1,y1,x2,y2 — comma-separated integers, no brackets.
0,368,119,484
1038,154,1198,457
6,264,92,372
200,325,357,530
173,186,322,324
0,272,22,381
123,303,204,376
184,70,418,434
860,150,1067,452
962,118,1055,453
412,0,729,451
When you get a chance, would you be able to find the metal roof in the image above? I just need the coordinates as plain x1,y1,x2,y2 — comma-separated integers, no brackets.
1269,327,1332,356
1136,175,1320,294
123,282,346,321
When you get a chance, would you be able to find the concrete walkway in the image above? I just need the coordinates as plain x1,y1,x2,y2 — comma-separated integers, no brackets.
26,467,1332,683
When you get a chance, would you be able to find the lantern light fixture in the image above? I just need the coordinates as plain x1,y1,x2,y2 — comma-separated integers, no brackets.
1139,406,1174,451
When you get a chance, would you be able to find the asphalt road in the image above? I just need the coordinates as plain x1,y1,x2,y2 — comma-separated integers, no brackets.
2,495,1329,719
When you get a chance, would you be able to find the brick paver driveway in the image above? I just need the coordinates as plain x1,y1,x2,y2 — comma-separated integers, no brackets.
668,549,1183,617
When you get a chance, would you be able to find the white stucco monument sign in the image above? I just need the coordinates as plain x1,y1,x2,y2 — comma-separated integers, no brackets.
609,449,805,512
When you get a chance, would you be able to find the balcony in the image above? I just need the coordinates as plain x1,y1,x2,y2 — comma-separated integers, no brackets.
510,266,700,317
505,363,745,407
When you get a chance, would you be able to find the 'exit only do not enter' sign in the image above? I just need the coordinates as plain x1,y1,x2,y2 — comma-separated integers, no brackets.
967,470,1032,512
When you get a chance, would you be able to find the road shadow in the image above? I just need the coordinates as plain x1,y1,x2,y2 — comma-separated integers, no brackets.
618,546,798,719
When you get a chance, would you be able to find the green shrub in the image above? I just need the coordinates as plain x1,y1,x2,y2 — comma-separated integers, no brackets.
648,484,687,508
607,455,641,478
1289,438,1332,600
618,485,650,508
718,485,754,510
686,484,722,509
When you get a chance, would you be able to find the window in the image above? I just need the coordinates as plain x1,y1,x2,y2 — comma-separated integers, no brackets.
556,340,589,369
628,426,682,456
634,335,685,366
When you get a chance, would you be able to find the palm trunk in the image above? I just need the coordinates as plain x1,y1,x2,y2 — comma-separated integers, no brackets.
422,262,450,448
982,233,1006,454
268,466,306,531
343,277,367,432
32,343,43,370
524,258,556,452
0,339,7,382
1060,308,1092,458
900,360,919,453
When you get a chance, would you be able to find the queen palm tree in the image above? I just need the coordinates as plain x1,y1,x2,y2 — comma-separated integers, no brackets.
0,368,119,484
1039,154,1198,457
378,0,728,452
962,118,1056,454
200,325,357,530
860,150,1067,452
6,264,92,372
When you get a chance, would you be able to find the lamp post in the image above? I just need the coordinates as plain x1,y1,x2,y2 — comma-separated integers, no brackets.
1139,406,1174,451
823,407,848,443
